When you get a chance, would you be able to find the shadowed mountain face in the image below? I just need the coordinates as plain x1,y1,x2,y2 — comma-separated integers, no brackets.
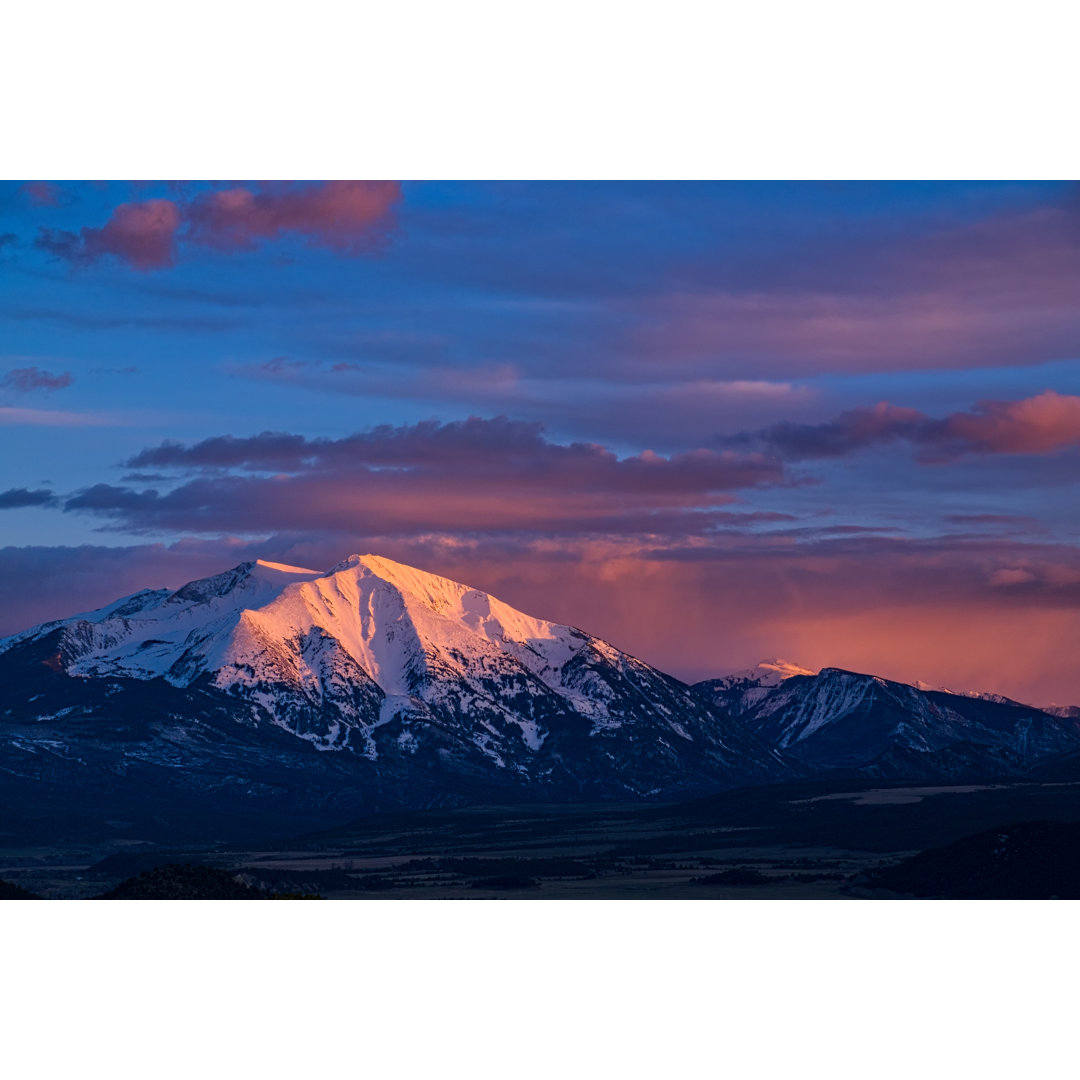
0,555,789,844
694,663,1080,778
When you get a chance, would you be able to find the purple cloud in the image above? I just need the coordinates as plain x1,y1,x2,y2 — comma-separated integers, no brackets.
1,366,74,393
0,488,57,509
730,392,1080,463
61,418,789,539
20,181,63,206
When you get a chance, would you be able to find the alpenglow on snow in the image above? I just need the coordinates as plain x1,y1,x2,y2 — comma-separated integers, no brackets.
0,554,787,813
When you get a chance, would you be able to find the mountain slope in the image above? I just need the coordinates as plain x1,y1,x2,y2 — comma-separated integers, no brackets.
695,659,817,717
694,664,1080,777
0,555,790,842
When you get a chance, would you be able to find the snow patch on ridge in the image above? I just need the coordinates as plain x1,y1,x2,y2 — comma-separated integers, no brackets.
715,659,818,689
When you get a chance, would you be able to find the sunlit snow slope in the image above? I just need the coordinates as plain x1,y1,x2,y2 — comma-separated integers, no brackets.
0,555,786,813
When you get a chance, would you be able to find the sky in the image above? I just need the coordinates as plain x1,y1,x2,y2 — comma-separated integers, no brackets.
2,179,1079,704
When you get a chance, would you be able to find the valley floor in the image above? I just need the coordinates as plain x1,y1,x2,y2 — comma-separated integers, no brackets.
5,778,1080,899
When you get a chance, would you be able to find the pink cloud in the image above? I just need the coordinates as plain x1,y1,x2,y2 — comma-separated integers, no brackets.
941,391,1080,454
185,180,401,253
989,568,1037,587
20,181,63,206
34,182,401,271
735,391,1080,462
37,198,181,270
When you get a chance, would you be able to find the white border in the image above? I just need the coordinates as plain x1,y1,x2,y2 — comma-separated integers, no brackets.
4,1,1079,178
5,900,1076,1078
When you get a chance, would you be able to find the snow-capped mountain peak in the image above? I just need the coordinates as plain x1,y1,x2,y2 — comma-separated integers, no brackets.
6,553,588,699
5,553,1080,829
692,658,818,716
730,658,817,686
0,554,785,795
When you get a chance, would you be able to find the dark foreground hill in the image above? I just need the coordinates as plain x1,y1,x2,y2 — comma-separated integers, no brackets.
100,864,269,900
0,879,40,899
866,820,1080,899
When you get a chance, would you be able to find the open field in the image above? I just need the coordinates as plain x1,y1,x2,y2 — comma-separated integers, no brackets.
5,777,1080,899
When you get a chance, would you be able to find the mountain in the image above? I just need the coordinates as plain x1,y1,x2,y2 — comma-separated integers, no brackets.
1045,704,1080,721
910,679,1027,708
693,664,1080,777
8,555,1078,848
0,555,789,843
695,659,817,717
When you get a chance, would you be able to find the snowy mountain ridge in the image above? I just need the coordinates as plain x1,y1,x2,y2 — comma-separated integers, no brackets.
0,554,786,808
704,657,1068,718
711,658,818,689
695,659,817,717
693,663,1080,776
7,554,662,751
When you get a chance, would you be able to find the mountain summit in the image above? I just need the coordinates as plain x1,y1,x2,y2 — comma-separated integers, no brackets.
695,659,818,717
0,554,788,839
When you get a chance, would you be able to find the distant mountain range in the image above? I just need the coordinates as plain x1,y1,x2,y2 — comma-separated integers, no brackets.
2,555,1078,844
694,661,1080,780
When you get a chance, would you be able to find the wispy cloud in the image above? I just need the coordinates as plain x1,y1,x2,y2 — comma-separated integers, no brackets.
0,406,112,427
20,181,64,207
1,365,73,393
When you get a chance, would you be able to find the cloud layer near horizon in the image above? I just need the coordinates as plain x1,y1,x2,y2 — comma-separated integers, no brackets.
4,534,1080,708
